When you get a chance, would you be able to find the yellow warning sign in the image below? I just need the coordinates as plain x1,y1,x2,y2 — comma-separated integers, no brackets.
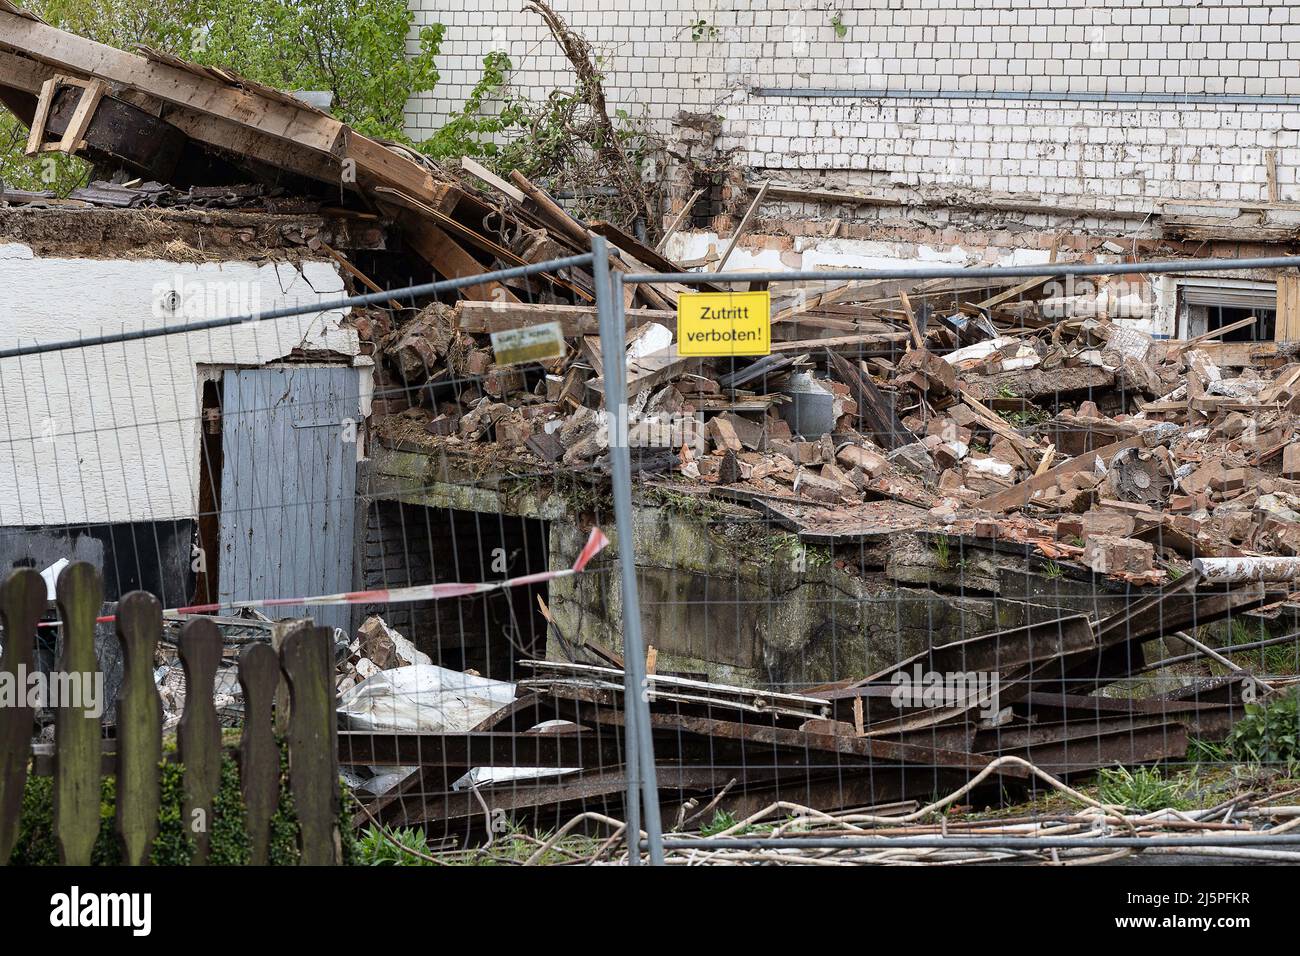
676,291,771,357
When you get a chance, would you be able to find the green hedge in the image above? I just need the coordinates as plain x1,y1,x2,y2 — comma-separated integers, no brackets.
9,744,358,866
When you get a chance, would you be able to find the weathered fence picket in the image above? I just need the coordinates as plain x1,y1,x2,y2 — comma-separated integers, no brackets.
0,569,45,862
238,642,281,865
54,563,103,866
0,562,340,866
116,591,163,865
281,623,339,866
178,618,222,865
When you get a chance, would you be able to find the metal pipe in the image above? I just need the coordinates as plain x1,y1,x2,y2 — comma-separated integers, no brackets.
625,254,1300,285
657,833,1300,850
0,253,597,360
592,236,665,865
752,87,1300,107
1191,557,1300,583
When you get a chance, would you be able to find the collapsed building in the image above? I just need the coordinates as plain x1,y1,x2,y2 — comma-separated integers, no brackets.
3,4,1300,833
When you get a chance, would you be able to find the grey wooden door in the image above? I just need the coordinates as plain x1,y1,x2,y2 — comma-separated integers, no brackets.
218,367,359,632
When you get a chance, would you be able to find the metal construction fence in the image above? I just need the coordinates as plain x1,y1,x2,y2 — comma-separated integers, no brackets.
4,242,1300,865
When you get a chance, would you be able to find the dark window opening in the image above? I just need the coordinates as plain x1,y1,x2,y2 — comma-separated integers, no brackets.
1208,304,1275,341
193,377,223,606
691,171,724,228
358,501,550,682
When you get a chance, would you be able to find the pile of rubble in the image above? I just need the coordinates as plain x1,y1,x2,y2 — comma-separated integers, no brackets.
375,276,1300,590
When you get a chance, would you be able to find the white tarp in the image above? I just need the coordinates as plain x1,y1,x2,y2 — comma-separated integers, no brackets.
338,664,518,734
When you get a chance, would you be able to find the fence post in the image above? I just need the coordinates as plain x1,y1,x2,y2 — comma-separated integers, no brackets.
0,569,46,863
53,563,103,866
592,234,665,865
115,591,164,865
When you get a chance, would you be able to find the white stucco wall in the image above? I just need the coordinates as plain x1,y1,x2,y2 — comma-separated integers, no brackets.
0,246,357,527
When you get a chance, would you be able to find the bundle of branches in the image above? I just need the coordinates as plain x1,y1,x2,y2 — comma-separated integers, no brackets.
503,0,665,240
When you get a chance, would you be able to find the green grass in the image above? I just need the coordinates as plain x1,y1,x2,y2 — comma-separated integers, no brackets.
1186,737,1229,764
1097,765,1192,811
1220,619,1300,676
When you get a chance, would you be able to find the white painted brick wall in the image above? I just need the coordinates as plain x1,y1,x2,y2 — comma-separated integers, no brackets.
405,0,1300,207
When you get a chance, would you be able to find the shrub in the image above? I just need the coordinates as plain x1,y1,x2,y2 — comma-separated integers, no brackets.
1226,689,1300,768
8,744,358,865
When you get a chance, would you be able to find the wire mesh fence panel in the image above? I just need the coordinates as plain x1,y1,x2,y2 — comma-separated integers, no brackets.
4,238,1300,867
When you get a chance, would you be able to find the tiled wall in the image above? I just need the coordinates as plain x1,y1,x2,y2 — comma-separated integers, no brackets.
406,1,1300,207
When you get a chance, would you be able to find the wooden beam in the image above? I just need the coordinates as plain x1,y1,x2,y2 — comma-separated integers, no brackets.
715,179,768,273
0,12,346,154
22,76,53,155
53,76,104,153
460,155,526,203
656,186,704,253
400,216,520,302
0,48,344,183
1276,273,1300,342
826,349,914,451
975,434,1147,512
457,301,676,336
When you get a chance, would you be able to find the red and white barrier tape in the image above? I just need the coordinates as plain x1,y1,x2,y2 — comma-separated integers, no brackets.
42,527,609,627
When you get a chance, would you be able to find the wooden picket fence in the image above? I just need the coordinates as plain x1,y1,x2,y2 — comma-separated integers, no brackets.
0,563,340,865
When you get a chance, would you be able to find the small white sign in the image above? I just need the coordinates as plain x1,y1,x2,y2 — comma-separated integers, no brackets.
490,321,566,366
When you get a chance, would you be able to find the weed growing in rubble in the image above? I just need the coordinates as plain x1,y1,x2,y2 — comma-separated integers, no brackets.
1187,737,1230,764
934,535,952,570
1043,561,1063,580
1097,765,1192,812
1226,689,1300,769
699,810,741,836
358,825,437,865
1222,619,1299,676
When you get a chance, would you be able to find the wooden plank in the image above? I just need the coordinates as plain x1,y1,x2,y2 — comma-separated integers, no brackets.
715,179,769,273
54,77,104,153
237,642,280,866
400,216,520,302
280,623,339,865
460,155,526,203
0,569,46,863
587,345,699,396
345,130,436,197
770,331,908,352
1277,274,1300,342
53,562,103,866
656,186,705,253
826,348,914,450
0,12,346,153
115,591,163,866
589,220,724,293
23,76,53,155
457,301,676,336
976,433,1147,512
178,617,222,865
320,242,405,311
898,290,924,348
